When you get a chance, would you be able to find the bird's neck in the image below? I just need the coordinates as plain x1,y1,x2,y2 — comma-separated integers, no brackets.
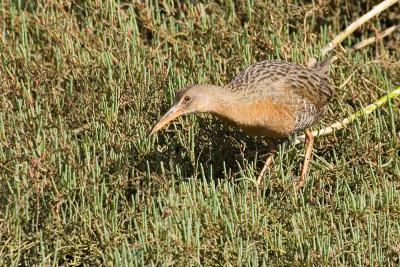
206,86,242,118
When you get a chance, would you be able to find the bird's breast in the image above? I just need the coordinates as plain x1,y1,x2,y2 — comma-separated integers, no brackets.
212,97,296,138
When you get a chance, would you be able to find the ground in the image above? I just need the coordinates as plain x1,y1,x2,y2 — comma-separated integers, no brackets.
0,0,400,265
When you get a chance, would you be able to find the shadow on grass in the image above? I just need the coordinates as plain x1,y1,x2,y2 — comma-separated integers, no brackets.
131,114,291,185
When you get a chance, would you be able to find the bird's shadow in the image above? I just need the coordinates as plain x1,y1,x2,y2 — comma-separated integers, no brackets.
133,115,281,186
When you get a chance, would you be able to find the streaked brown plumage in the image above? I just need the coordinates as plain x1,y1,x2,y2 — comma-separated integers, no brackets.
149,59,334,187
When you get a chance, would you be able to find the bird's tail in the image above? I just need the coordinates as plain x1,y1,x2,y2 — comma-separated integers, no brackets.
313,56,336,78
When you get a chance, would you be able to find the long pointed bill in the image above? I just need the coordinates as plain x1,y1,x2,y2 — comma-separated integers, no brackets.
148,105,184,136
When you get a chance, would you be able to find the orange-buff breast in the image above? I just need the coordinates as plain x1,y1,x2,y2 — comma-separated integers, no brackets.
212,97,296,138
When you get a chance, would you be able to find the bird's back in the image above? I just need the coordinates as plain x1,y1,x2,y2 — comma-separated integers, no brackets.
222,60,333,137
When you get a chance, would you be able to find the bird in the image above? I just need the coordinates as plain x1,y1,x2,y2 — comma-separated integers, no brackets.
149,58,334,187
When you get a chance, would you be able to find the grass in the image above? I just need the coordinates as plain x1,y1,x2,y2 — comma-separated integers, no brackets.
0,0,399,265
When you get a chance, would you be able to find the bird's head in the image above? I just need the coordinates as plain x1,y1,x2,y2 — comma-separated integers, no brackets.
148,84,220,136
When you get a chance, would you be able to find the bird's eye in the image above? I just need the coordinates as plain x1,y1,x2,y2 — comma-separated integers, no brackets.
184,96,191,102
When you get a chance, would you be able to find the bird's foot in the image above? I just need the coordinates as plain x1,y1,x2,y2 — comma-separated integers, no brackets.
296,179,305,189
289,172,305,189
256,172,265,187
256,153,275,186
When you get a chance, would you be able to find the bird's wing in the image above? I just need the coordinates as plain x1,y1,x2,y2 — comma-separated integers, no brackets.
226,60,333,110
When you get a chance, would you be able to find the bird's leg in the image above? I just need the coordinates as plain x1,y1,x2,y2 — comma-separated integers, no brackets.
298,129,314,187
256,141,277,186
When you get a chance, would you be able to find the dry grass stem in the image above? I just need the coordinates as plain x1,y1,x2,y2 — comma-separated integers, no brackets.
321,0,399,56
351,25,399,50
